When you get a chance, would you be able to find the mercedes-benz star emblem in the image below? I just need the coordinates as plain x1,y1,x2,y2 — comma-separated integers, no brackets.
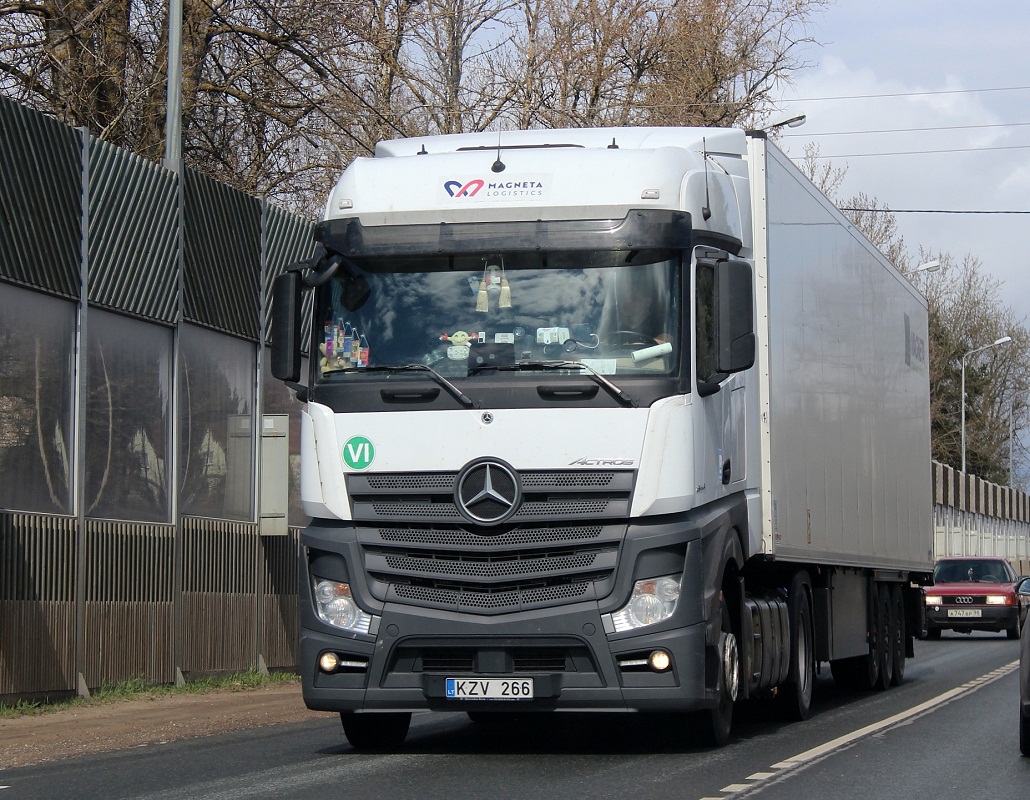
455,459,521,525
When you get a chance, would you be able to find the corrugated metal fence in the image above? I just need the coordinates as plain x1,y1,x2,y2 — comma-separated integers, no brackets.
0,96,313,701
932,461,1030,575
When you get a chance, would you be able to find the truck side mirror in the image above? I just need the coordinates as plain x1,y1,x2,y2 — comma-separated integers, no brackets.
717,259,755,374
270,270,303,382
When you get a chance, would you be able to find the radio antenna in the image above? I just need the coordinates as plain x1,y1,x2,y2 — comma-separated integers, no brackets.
701,137,712,221
491,131,506,173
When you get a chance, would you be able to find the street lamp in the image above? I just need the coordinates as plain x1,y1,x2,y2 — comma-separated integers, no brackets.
961,335,1012,474
915,260,940,273
757,113,807,133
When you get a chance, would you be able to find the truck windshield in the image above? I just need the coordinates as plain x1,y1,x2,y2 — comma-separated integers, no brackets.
313,254,681,382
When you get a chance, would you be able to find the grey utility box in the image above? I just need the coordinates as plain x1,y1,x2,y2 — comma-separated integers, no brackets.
259,414,289,535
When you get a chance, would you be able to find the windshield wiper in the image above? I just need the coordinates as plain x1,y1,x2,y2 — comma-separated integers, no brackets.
470,360,636,408
326,364,475,408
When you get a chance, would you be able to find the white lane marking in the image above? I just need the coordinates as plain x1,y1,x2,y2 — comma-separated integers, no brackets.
713,659,1019,798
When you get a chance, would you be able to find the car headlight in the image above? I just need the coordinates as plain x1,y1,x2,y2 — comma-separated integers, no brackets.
985,595,1010,605
314,580,374,633
606,574,681,633
924,595,942,605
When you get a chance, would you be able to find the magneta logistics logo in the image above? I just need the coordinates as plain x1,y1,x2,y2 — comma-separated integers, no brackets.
442,175,547,201
444,179,484,197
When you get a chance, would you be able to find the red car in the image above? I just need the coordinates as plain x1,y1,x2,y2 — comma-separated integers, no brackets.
924,557,1024,640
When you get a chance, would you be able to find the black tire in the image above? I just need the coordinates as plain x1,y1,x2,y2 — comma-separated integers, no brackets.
1008,615,1021,641
890,584,907,686
340,712,411,750
1021,706,1030,757
697,602,738,747
876,584,894,690
775,571,815,721
925,626,942,640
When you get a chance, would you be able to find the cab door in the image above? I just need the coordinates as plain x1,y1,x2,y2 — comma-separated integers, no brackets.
692,247,754,508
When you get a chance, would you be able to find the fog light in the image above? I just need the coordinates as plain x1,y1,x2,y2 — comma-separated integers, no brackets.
649,650,671,672
319,652,340,673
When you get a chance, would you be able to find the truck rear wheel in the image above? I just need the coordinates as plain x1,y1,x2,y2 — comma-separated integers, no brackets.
340,712,411,750
876,584,894,690
775,572,814,721
889,584,907,686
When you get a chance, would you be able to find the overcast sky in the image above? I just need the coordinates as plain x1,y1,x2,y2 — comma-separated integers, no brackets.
769,0,1030,326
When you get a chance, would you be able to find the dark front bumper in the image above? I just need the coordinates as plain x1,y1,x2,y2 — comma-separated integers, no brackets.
300,601,710,714
925,605,1018,632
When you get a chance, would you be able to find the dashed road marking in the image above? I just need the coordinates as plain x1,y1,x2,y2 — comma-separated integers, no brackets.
701,660,1019,799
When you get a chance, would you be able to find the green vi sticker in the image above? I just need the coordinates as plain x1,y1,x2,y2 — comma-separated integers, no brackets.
343,436,375,470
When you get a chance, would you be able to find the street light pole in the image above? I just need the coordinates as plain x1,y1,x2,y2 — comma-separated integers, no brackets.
1009,398,1014,487
960,335,1012,474
164,0,183,171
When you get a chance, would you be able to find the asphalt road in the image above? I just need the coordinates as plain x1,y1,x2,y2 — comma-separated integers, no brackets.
2,633,1027,800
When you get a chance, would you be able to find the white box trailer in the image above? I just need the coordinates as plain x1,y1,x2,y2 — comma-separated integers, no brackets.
752,140,931,574
271,127,933,750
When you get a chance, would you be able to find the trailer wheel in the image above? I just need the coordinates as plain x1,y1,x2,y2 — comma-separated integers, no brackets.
775,571,814,721
889,584,907,686
340,712,411,750
698,602,737,747
876,584,894,690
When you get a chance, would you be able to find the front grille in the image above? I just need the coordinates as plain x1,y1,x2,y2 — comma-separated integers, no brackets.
394,643,590,674
940,595,988,605
391,579,594,612
348,469,632,614
348,470,633,525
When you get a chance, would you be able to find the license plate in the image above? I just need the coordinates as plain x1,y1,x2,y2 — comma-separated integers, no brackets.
947,608,982,618
445,678,534,700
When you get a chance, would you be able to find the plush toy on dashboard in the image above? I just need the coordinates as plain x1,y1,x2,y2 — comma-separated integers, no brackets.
439,330,479,360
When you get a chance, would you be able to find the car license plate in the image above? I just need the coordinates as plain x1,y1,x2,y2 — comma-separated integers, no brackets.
445,678,534,700
947,608,982,618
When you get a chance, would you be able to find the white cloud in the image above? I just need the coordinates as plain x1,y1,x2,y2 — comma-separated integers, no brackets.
771,1,1030,323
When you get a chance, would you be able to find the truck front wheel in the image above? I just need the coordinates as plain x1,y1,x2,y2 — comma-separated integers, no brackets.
698,602,738,747
341,712,411,750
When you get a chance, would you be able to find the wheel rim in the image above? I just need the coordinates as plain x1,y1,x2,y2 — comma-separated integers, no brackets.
798,608,813,699
722,631,740,702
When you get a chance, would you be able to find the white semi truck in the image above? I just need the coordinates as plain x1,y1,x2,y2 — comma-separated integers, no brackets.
271,127,933,749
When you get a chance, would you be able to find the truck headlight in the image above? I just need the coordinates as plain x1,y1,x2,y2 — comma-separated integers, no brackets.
607,574,681,633
314,580,374,633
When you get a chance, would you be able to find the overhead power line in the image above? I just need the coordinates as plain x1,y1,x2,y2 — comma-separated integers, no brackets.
804,143,1030,158
783,121,1030,137
841,208,1030,215
787,85,1030,102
